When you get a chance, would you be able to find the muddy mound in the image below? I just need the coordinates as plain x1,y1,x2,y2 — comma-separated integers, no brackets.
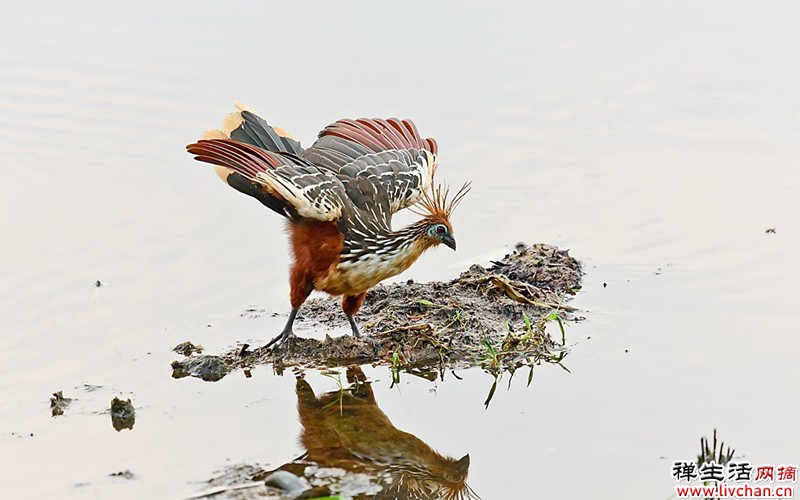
172,243,582,380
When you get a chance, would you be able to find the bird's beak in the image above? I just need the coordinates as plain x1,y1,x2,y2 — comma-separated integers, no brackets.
442,234,457,251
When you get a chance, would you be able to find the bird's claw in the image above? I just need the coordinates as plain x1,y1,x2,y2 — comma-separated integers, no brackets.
265,328,294,351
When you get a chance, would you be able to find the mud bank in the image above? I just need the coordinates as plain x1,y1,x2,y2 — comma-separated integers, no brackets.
172,243,582,381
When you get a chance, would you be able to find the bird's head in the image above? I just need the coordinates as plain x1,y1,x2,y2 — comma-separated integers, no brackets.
425,220,457,250
411,182,471,251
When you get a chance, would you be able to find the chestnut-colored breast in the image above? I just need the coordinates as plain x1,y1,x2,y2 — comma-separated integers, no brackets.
289,220,344,286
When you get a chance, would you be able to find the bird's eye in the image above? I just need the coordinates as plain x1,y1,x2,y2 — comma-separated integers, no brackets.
436,225,446,234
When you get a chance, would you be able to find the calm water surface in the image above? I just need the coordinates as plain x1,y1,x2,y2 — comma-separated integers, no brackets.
1,2,799,499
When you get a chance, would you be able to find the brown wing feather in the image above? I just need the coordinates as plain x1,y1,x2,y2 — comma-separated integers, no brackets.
187,139,306,175
322,119,388,150
186,139,299,217
318,118,437,154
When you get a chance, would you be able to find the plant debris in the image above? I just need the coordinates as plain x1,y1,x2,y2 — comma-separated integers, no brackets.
173,243,582,380
697,429,736,467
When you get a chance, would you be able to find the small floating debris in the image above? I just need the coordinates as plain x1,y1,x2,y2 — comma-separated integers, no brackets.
173,341,204,356
171,355,229,382
110,397,135,432
240,308,265,318
50,391,72,417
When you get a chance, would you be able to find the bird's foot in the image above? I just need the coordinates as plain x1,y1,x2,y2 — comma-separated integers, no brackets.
365,336,379,356
265,328,294,351
348,317,379,355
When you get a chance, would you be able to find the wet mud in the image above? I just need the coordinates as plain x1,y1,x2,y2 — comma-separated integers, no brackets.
171,243,582,381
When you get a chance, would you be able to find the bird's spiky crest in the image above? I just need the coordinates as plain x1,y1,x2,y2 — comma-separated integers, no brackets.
409,181,471,222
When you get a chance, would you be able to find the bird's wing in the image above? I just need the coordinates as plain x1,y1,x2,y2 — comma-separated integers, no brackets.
187,139,349,221
301,118,438,214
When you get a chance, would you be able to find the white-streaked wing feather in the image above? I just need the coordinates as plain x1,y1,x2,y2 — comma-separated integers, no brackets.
256,166,346,221
187,138,347,221
337,148,436,213
302,117,438,216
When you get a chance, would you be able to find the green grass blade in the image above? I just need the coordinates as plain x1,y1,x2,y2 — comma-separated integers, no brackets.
483,379,498,409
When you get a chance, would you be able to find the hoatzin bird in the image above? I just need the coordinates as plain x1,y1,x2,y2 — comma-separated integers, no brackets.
186,102,469,348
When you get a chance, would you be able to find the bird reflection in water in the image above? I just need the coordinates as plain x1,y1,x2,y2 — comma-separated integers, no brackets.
261,366,480,500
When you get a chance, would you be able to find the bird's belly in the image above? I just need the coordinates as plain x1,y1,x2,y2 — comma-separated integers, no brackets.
315,253,417,296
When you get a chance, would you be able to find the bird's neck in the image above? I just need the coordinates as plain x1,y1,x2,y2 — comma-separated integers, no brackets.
340,219,434,270
368,219,431,262
353,219,433,266
391,219,430,243
377,220,435,271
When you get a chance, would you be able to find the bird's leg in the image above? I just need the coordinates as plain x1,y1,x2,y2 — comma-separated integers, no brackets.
342,292,378,354
271,265,313,351
341,292,367,338
265,308,299,349
346,313,361,338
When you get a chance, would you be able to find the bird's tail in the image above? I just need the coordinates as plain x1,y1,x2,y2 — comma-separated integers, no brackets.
201,101,303,156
